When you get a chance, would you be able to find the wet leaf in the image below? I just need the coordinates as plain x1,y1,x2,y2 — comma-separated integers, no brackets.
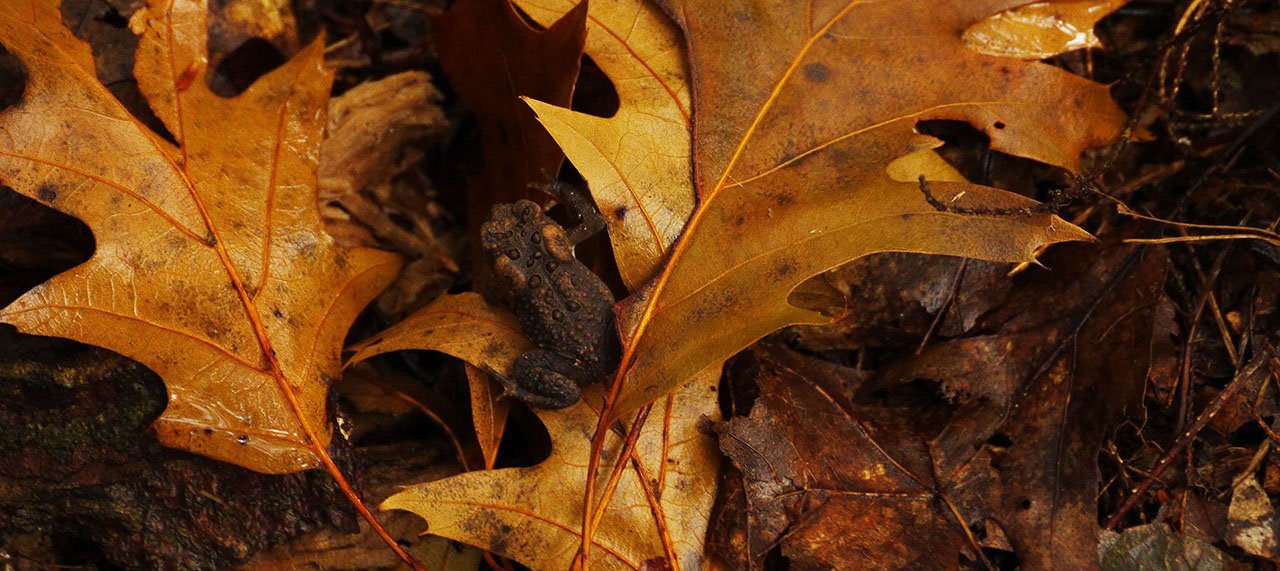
0,0,400,473
383,377,721,570
516,0,696,289
608,0,1127,416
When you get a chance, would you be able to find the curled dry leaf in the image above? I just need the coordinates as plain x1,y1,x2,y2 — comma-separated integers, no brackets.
606,0,1127,416
516,0,697,289
382,378,721,570
348,292,527,468
349,292,532,372
318,70,448,255
963,0,1126,60
0,0,401,473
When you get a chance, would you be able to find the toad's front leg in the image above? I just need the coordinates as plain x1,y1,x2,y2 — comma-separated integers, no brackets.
490,348,583,409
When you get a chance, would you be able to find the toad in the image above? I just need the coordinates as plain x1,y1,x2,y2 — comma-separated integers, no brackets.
481,183,621,409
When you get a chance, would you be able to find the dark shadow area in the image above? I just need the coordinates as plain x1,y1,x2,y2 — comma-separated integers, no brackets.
209,37,288,97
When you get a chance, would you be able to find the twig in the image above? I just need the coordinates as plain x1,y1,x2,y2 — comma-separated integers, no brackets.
1104,349,1272,530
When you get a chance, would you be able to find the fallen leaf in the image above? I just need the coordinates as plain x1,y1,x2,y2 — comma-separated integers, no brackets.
352,290,722,568
349,292,532,373
432,0,587,249
715,346,968,569
382,378,721,570
516,0,696,289
713,243,1167,569
1228,475,1280,562
964,0,1125,60
1099,523,1235,571
608,0,1127,416
0,0,400,473
913,244,1166,570
348,292,527,469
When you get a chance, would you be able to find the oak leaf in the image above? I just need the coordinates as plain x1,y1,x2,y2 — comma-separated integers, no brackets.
607,0,1128,416
350,292,528,468
351,294,721,569
382,378,721,570
516,0,697,289
0,0,400,474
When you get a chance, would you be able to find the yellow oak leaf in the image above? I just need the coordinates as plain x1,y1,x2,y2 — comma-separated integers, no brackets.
382,377,721,570
516,0,696,289
0,0,400,474
607,0,1127,416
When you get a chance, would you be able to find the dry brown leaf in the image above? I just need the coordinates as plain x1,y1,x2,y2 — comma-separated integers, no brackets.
432,0,587,251
715,244,1166,569
516,0,696,289
607,0,1127,416
1229,475,1280,562
318,71,448,254
0,0,401,474
382,378,721,570
715,347,967,569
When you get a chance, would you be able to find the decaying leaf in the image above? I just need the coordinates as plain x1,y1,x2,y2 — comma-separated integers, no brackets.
1099,524,1235,571
713,244,1167,569
937,245,1166,570
1229,475,1280,562
715,346,965,569
607,0,1127,416
516,0,696,289
0,0,400,473
382,378,721,570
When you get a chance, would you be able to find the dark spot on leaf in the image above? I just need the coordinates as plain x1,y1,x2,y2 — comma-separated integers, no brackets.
1017,498,1032,510
993,121,1006,130
37,185,57,202
804,63,831,83
613,205,628,220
